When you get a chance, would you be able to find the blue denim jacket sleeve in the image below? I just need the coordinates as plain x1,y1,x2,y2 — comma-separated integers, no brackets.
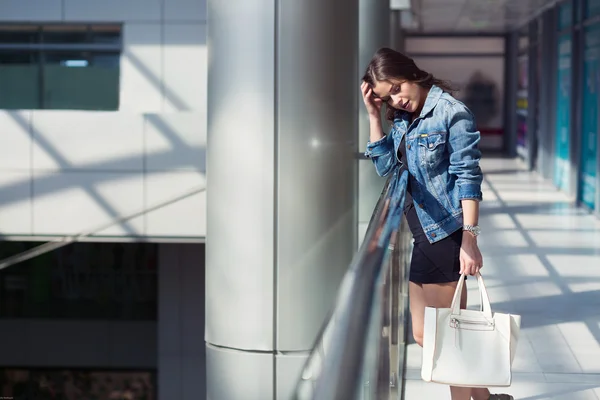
364,134,397,177
445,102,483,201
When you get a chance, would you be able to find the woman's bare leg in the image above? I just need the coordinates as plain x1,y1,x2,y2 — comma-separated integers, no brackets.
409,280,476,400
471,388,491,400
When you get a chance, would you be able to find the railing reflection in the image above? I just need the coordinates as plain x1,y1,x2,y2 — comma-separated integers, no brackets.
294,167,412,400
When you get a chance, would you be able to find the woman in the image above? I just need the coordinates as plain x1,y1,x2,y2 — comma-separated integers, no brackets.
361,48,513,400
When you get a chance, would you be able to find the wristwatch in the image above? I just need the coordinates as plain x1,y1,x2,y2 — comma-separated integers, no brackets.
463,224,481,237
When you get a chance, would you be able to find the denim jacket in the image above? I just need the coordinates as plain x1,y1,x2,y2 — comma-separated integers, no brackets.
364,85,483,244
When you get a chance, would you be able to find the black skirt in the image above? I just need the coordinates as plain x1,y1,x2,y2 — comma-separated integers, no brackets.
397,135,462,284
404,193,463,284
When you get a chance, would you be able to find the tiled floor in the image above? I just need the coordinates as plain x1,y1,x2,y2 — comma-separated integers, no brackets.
404,157,600,400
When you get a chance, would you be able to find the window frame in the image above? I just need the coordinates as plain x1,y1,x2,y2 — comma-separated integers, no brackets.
0,23,123,111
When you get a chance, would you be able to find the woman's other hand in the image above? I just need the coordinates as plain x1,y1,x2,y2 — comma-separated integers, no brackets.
459,232,483,276
361,81,383,118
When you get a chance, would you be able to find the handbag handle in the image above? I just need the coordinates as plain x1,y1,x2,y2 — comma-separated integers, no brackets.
450,272,493,318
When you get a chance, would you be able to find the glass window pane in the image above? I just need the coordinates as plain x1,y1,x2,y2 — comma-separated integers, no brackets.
558,1,573,30
0,25,39,44
518,34,529,53
0,50,38,65
586,0,600,18
0,51,40,109
0,24,122,110
42,24,89,44
42,51,120,111
0,242,155,319
91,24,122,45
92,53,120,68
44,50,90,66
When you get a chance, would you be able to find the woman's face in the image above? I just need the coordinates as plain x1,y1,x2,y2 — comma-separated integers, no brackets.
371,79,425,114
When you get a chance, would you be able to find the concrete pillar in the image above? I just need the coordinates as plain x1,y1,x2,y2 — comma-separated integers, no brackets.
205,0,359,398
358,0,390,245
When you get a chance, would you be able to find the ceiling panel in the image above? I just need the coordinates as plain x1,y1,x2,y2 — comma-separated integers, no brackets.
408,0,560,33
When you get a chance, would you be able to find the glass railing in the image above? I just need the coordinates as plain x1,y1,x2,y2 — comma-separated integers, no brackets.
294,167,413,400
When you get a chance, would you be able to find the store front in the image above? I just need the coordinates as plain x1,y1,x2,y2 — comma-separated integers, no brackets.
555,1,574,192
521,0,600,216
579,1,600,211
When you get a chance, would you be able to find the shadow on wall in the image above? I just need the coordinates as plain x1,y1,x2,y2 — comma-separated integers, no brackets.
120,22,207,113
0,16,208,237
0,111,206,237
124,50,191,111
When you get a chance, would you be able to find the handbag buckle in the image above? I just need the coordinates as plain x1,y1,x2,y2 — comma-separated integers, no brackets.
450,317,495,348
449,316,495,330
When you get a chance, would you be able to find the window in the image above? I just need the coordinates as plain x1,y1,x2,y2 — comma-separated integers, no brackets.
0,24,121,111
0,242,157,320
558,1,573,31
586,0,600,18
518,28,529,54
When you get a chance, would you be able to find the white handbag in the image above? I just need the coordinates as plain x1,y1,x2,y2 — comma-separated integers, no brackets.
421,273,521,387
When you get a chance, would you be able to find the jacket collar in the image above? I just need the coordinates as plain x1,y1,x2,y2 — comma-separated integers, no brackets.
419,84,443,118
394,84,443,124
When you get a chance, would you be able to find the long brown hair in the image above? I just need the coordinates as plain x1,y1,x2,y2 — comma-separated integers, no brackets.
362,47,455,122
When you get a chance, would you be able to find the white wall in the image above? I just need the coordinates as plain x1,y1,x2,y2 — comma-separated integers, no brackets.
0,0,207,240
406,37,505,151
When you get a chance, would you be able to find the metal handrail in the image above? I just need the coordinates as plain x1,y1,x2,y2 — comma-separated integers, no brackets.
294,166,412,400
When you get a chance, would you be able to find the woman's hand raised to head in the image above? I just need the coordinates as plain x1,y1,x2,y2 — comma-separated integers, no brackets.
361,81,383,119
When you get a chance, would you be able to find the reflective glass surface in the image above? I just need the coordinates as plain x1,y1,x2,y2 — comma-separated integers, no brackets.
294,168,412,400
0,242,157,320
0,24,121,110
